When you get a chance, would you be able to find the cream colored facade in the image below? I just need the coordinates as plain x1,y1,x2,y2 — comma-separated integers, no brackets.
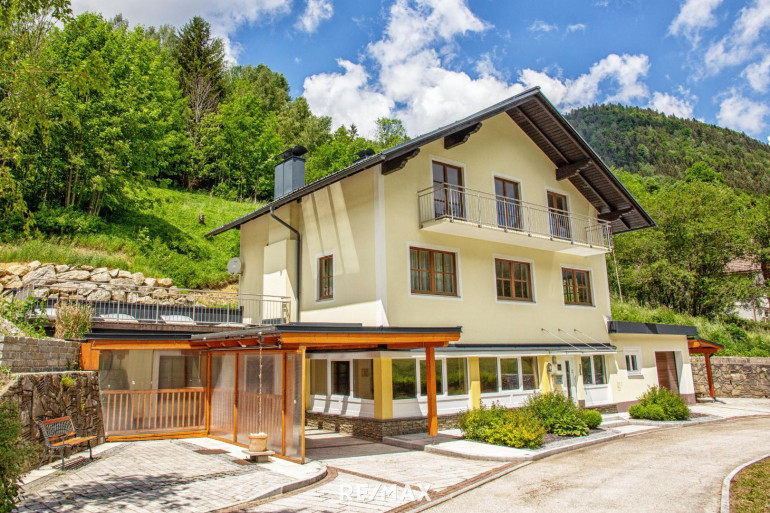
235,107,695,417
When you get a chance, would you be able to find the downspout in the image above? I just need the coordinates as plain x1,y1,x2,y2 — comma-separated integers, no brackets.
270,205,301,321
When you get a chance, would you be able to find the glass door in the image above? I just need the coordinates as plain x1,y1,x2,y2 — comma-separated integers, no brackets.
495,178,522,229
433,162,464,219
547,191,571,239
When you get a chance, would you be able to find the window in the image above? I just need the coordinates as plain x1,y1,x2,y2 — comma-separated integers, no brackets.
581,355,607,385
562,268,592,306
500,358,520,391
446,358,468,396
495,177,522,229
158,355,201,389
432,161,464,219
479,358,499,393
420,359,444,396
624,349,642,375
392,359,417,399
353,359,374,399
318,255,333,300
310,360,327,395
331,361,350,395
521,357,538,390
495,259,533,301
547,191,571,239
410,247,457,295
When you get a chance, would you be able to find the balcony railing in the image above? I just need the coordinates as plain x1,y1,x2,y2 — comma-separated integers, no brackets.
418,184,613,251
17,280,291,327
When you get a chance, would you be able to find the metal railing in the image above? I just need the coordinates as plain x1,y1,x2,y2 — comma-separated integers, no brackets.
16,280,291,326
418,183,613,251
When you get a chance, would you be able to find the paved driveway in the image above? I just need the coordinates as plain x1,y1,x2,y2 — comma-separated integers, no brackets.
426,415,770,513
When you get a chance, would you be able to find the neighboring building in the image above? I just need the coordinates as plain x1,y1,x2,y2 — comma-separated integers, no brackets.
727,258,769,322
204,86,697,428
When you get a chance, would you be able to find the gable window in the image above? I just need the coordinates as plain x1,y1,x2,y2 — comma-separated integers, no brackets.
547,191,571,239
495,259,533,301
495,177,522,229
318,255,333,300
432,161,464,219
562,268,592,306
410,247,457,296
581,355,607,385
624,348,642,376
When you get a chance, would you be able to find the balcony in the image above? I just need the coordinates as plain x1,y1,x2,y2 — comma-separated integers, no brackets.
418,184,613,255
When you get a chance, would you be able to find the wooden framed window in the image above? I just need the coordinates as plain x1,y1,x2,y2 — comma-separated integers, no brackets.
494,177,522,229
318,255,333,300
495,259,533,301
547,191,571,239
562,268,592,306
410,247,457,296
432,161,464,219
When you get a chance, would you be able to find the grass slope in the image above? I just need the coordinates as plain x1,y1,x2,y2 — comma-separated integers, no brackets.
0,187,259,289
611,298,770,357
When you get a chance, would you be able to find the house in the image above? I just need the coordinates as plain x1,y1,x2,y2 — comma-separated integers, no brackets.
81,87,703,462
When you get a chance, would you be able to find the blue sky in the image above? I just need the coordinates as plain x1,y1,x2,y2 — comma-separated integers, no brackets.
73,0,770,142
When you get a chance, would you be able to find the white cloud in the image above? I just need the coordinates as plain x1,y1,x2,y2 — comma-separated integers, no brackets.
529,20,558,33
71,0,290,62
295,0,334,33
668,0,723,45
567,23,586,32
704,0,770,74
716,91,769,134
742,54,770,92
648,91,695,118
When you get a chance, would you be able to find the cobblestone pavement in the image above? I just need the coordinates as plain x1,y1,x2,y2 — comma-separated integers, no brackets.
20,439,295,513
237,429,508,513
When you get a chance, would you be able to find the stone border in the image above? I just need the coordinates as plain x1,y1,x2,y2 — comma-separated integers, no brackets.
720,452,770,513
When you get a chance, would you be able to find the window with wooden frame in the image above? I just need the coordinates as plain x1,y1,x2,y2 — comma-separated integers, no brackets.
318,255,333,300
495,259,533,301
410,247,457,295
562,268,592,306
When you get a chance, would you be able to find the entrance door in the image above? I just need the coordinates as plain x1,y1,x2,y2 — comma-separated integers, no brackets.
495,177,522,229
547,191,571,239
655,351,680,394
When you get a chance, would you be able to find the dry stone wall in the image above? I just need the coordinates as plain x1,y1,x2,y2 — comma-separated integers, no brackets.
690,356,770,398
0,336,80,373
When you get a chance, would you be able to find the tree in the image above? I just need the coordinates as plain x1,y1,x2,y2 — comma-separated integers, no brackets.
305,125,376,183
0,400,36,513
375,117,409,149
684,161,725,185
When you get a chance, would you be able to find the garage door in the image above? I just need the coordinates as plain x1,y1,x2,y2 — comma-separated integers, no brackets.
655,351,680,394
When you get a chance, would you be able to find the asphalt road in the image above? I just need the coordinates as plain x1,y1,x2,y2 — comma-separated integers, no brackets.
427,416,770,513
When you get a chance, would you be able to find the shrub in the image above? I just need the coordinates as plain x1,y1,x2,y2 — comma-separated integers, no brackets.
0,298,46,338
60,375,76,389
629,386,690,421
551,410,589,437
54,301,92,339
0,401,37,513
458,404,545,449
579,409,603,429
524,392,578,432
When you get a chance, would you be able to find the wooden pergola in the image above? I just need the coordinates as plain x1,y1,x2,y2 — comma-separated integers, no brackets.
687,337,724,400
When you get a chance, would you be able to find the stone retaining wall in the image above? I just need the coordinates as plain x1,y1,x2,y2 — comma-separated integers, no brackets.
305,412,465,441
690,356,770,398
1,372,105,461
0,336,81,373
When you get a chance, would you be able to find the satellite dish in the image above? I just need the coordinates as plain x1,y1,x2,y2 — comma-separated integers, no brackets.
227,257,242,275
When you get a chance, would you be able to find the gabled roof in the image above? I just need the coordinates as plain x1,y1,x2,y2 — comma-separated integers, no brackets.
207,87,654,237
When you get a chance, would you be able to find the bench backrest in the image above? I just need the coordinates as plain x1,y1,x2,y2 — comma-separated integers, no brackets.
38,416,76,445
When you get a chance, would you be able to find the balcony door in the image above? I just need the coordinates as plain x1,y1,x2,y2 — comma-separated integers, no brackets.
495,177,522,230
433,162,464,219
547,191,572,240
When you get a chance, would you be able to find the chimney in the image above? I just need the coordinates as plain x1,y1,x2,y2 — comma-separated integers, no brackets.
274,145,308,200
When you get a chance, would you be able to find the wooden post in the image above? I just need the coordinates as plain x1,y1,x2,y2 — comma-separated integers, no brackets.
705,352,716,399
233,353,239,443
426,346,438,437
205,352,212,434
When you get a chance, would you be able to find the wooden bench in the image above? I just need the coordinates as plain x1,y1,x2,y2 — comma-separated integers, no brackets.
37,416,96,470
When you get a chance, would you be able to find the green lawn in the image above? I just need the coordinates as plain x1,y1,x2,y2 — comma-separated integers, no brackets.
0,187,260,289
731,456,770,513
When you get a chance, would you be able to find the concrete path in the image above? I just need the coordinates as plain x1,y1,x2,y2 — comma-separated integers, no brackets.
426,415,770,513
19,438,323,513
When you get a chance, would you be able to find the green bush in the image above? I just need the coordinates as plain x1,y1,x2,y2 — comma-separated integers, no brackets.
0,298,46,338
0,401,37,513
458,404,545,449
579,409,603,429
551,410,589,436
628,386,690,421
523,392,578,432
54,301,93,339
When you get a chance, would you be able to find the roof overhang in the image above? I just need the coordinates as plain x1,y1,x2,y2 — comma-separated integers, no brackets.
207,87,654,237
687,337,724,355
608,320,698,337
